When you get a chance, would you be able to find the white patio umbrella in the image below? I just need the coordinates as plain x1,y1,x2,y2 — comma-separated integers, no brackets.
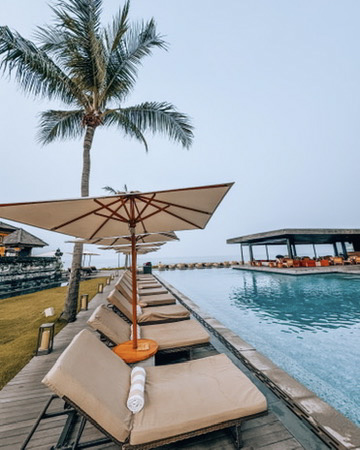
116,246,160,268
0,182,233,348
69,232,174,272
100,242,164,268
67,250,100,266
117,246,160,254
67,231,179,246
98,242,165,250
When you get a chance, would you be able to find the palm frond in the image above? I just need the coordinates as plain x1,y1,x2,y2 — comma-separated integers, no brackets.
102,185,120,195
52,0,102,35
116,102,194,149
43,0,106,98
0,26,87,105
106,0,130,53
37,109,85,144
102,110,148,151
102,17,167,104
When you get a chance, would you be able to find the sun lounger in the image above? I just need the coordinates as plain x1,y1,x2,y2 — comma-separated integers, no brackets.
116,274,168,296
37,329,267,448
108,289,189,325
138,285,168,295
137,274,155,280
124,276,162,291
124,271,161,288
116,276,176,306
88,304,210,354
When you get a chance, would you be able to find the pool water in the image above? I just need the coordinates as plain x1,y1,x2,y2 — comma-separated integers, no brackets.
158,268,360,425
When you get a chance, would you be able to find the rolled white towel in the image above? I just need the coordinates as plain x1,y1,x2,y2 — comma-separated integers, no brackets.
127,366,146,413
130,324,141,340
136,305,142,316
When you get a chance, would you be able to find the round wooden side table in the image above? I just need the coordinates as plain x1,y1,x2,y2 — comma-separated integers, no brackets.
113,339,158,364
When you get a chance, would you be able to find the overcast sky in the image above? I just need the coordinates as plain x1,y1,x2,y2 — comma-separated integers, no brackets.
1,0,360,267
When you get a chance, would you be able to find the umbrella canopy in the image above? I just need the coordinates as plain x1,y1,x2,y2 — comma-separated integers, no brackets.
98,242,165,250
117,246,160,254
67,231,179,246
0,183,233,238
67,250,100,256
0,182,233,349
67,250,100,266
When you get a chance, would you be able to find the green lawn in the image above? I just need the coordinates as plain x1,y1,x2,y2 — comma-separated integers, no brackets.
0,277,106,390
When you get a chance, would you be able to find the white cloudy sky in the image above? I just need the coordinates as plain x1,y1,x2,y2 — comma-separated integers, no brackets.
1,0,360,267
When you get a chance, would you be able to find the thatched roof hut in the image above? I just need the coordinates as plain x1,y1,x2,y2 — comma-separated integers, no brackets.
3,229,48,256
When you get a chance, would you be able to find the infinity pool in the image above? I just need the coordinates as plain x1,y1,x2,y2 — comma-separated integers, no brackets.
158,268,360,425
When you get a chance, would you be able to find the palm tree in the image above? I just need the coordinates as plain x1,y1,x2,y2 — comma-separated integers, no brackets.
0,0,193,321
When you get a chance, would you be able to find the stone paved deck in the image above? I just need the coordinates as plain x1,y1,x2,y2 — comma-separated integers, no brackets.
0,278,330,449
232,264,360,276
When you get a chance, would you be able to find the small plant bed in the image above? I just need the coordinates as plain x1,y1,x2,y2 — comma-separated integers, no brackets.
0,277,107,389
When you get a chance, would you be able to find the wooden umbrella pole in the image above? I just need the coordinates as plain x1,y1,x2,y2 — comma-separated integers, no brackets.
130,200,138,350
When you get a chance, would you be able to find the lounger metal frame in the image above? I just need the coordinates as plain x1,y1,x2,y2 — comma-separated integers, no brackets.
21,393,267,449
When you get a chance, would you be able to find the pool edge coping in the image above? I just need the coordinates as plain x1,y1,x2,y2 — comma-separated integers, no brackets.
155,274,360,450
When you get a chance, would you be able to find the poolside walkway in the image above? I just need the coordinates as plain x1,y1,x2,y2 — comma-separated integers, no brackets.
0,277,334,449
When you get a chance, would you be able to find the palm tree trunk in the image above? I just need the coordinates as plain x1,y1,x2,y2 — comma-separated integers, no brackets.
62,126,95,322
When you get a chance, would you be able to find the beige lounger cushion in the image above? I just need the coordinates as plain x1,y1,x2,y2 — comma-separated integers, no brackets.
124,277,163,292
121,278,176,305
88,304,130,344
130,354,267,445
120,283,176,306
141,320,210,350
123,275,166,295
115,281,136,303
136,273,155,279
139,293,176,306
126,270,154,280
138,282,162,289
116,276,172,305
42,329,132,444
107,289,190,323
124,273,161,288
108,289,133,320
89,306,208,349
115,275,129,293
138,286,168,296
138,304,189,323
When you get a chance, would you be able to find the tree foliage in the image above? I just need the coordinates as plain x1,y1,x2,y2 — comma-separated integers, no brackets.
0,0,194,149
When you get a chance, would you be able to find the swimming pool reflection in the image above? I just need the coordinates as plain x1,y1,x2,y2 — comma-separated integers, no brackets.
230,272,360,332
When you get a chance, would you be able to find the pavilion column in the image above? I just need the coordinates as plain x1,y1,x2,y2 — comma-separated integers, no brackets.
240,244,244,265
333,243,338,256
292,244,297,257
249,245,254,263
341,242,348,258
313,244,317,258
286,239,293,259
265,245,269,261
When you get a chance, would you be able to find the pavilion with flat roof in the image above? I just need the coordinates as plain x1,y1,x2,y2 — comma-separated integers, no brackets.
227,228,360,263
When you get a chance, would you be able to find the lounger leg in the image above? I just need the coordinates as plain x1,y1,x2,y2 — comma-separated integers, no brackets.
231,423,243,449
21,395,78,450
70,416,87,449
21,395,57,449
54,409,78,448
